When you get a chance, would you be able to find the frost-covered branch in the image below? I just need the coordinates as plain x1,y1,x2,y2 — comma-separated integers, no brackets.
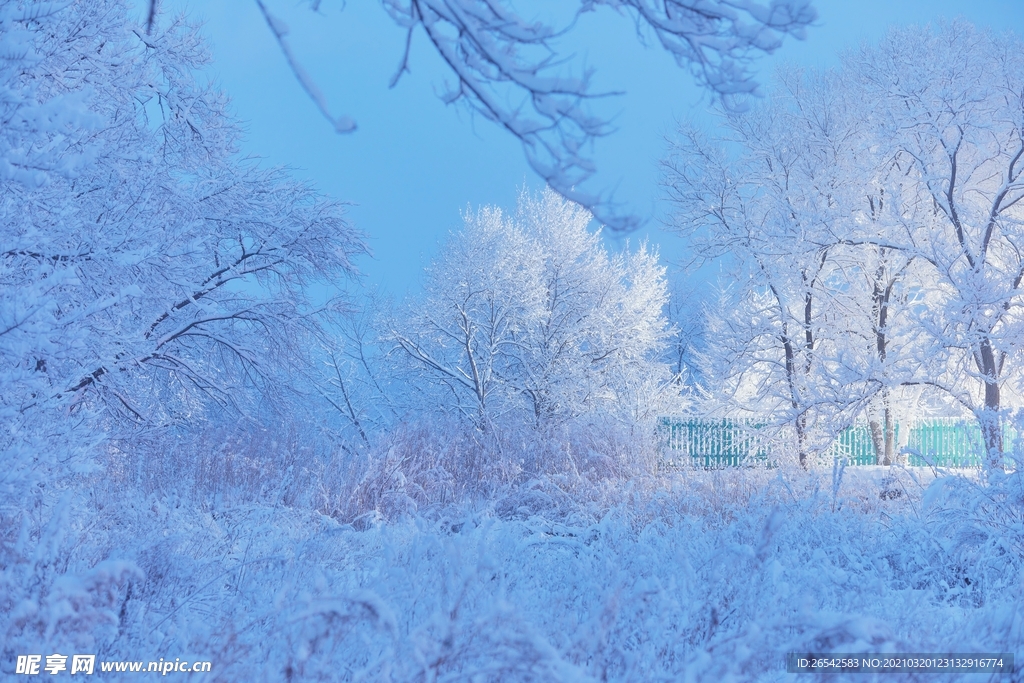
222,0,817,230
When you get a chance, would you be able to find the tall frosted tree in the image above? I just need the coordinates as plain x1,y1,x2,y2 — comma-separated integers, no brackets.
664,71,870,466
848,23,1024,468
1,0,362,525
665,23,1024,469
391,189,674,434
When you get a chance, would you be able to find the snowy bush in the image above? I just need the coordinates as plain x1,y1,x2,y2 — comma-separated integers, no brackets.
1,463,1006,682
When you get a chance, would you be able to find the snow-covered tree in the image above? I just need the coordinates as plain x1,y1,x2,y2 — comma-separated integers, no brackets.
244,0,817,230
7,0,361,416
665,23,1024,470
391,188,675,433
663,79,866,466
844,23,1024,469
1,0,363,521
1,0,365,660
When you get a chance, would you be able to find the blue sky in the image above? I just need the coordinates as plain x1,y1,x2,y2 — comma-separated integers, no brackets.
164,0,1024,297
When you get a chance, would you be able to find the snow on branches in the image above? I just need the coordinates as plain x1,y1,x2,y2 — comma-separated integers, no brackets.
390,188,676,439
246,0,816,230
1,0,364,482
665,22,1024,469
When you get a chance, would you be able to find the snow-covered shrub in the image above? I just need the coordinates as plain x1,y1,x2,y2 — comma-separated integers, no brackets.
316,410,668,525
30,464,1005,682
4,447,1014,681
914,412,1024,620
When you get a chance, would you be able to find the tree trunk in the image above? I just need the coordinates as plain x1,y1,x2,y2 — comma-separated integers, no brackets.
795,413,808,469
979,407,1002,470
868,391,895,466
976,338,1003,470
867,255,897,466
869,418,884,466
883,400,894,466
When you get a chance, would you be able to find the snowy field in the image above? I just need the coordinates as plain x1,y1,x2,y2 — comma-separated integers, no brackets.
7,450,1021,681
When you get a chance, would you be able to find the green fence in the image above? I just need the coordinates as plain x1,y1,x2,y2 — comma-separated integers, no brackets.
660,417,1017,468
823,422,884,465
658,417,771,467
906,419,1016,468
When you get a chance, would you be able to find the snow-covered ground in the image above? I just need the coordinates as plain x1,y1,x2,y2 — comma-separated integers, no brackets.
7,457,1021,681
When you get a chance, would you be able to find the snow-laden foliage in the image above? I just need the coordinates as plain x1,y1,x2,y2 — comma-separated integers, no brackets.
1,0,362,464
1,0,362,668
0,2,103,187
9,458,1021,681
390,189,677,436
665,22,1024,468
